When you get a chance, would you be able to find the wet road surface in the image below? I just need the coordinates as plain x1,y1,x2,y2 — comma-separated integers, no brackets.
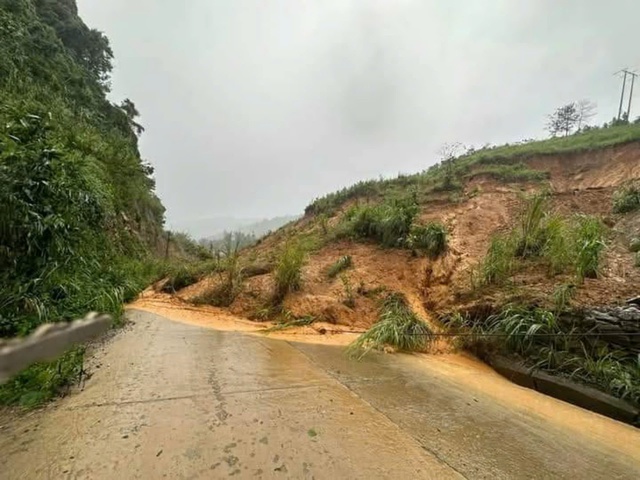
1,310,639,479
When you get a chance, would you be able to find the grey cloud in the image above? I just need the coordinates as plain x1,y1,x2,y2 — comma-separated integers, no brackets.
77,0,640,233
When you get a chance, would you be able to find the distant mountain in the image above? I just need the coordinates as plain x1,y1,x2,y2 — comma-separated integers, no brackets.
203,215,301,241
169,215,300,240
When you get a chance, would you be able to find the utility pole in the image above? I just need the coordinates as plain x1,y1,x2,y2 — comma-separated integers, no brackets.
616,68,639,120
617,70,628,120
626,70,637,120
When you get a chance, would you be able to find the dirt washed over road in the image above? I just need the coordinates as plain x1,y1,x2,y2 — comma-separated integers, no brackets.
1,310,639,479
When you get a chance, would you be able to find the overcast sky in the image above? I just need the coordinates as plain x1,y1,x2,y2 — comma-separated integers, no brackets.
77,0,639,233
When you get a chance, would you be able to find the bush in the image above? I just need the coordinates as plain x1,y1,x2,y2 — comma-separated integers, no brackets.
450,306,640,404
273,242,306,303
347,293,432,358
408,222,448,258
612,182,640,213
327,255,353,278
339,198,418,248
340,274,356,308
476,195,606,286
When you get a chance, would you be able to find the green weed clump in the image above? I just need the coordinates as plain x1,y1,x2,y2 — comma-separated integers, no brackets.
408,222,448,258
553,283,577,312
476,194,607,286
273,242,306,304
450,305,640,404
340,198,418,248
336,197,419,248
476,235,516,286
612,182,640,213
347,293,432,359
573,215,606,280
327,255,353,278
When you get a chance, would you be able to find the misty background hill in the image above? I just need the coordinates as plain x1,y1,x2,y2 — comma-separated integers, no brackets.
170,215,300,241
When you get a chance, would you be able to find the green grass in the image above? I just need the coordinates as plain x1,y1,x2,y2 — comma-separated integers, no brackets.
573,215,606,280
553,283,577,312
408,222,448,258
327,255,353,278
273,242,306,304
476,234,516,286
338,198,418,248
612,181,640,214
447,305,640,405
0,347,85,408
347,293,433,359
476,195,607,286
465,163,549,183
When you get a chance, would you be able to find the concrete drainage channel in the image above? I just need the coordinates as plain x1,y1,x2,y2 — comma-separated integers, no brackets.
489,356,639,426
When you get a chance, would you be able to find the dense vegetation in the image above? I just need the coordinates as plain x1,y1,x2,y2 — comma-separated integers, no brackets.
335,197,449,257
0,0,167,406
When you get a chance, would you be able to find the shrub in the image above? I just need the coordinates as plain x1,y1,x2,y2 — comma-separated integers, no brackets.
612,182,640,213
327,255,353,278
340,274,356,308
485,307,561,355
476,194,607,286
273,242,306,303
408,222,448,258
161,266,201,293
339,198,418,248
629,238,640,253
347,293,432,358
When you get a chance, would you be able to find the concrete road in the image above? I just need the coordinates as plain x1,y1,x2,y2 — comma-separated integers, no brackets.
1,310,638,479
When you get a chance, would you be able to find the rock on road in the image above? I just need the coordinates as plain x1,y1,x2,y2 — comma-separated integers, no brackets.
1,310,639,479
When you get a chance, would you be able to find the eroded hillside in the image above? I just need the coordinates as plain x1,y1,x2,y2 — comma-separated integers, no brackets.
148,127,640,409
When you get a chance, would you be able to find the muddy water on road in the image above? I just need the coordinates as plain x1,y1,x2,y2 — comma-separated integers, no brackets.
1,309,639,479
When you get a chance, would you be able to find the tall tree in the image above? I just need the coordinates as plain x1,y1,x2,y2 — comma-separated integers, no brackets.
547,103,579,137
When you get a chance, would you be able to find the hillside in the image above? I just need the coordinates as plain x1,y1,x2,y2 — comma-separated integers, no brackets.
157,124,640,408
0,0,168,405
